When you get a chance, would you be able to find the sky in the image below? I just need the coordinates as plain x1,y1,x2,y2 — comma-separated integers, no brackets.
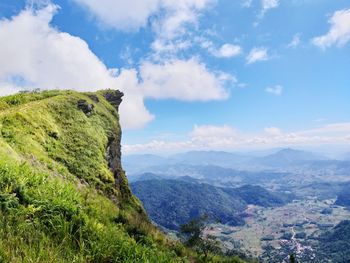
0,0,349,155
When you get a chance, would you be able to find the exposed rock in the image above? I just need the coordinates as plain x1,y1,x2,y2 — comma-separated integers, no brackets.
103,90,123,111
103,90,132,199
77,99,94,116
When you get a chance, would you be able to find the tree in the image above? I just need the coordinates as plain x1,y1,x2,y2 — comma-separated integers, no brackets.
290,254,296,263
180,215,221,262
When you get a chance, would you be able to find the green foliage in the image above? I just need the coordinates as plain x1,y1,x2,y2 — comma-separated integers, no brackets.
131,179,287,230
180,216,246,263
0,90,195,263
315,220,350,262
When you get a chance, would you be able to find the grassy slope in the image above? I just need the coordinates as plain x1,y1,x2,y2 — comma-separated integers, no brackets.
0,90,191,263
0,90,246,263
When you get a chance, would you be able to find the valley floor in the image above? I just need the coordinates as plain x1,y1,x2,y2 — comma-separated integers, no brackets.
205,199,350,262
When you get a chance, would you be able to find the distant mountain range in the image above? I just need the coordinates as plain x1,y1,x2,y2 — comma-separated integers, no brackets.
131,177,292,230
254,148,328,167
123,148,337,175
127,164,290,186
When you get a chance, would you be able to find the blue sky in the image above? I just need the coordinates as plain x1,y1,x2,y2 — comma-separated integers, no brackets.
0,0,349,154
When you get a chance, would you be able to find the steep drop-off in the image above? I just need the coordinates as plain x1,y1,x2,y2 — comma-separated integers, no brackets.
0,90,190,262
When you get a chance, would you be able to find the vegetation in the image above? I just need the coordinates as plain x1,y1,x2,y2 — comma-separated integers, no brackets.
335,183,350,207
180,216,246,263
131,178,288,230
0,90,248,262
0,90,190,262
315,220,350,262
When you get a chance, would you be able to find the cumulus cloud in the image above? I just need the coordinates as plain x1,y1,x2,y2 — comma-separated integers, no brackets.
0,5,151,128
156,0,214,39
211,43,242,58
0,5,229,129
72,0,160,31
312,8,350,49
73,0,214,37
0,5,114,92
72,0,216,57
140,58,230,101
123,123,350,154
246,47,269,64
266,85,283,95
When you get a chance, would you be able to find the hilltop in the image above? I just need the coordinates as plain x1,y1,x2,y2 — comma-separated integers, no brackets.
0,90,247,263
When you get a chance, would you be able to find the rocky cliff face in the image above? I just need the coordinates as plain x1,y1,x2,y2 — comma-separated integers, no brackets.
102,90,133,199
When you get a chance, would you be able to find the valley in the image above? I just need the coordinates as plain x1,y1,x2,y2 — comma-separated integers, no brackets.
124,149,350,262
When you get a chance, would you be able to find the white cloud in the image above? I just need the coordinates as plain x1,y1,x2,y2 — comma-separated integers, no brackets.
156,0,214,39
266,85,283,95
262,0,279,12
0,5,153,129
123,123,350,154
0,5,229,129
149,0,215,56
212,43,242,58
287,33,301,48
73,0,214,36
312,8,350,49
195,38,242,58
0,5,113,92
72,0,160,31
140,58,230,101
246,47,269,64
254,0,279,24
114,69,155,129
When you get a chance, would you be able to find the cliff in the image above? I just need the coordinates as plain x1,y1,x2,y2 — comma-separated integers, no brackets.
0,90,248,263
0,90,186,262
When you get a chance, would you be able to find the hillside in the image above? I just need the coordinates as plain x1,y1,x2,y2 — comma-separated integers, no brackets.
0,90,220,263
131,178,289,231
315,220,350,262
335,183,350,207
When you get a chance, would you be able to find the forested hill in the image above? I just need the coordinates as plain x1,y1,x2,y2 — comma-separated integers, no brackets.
131,178,290,230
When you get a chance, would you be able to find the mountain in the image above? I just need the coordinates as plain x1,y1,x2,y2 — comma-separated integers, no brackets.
223,185,288,207
256,148,328,167
127,172,171,182
123,149,334,178
123,151,255,174
131,178,289,230
129,164,290,186
0,90,213,262
122,154,171,174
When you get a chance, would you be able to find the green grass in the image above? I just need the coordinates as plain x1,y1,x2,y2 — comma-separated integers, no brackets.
0,90,246,263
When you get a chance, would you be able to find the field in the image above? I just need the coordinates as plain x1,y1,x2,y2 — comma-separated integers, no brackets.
206,199,350,262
